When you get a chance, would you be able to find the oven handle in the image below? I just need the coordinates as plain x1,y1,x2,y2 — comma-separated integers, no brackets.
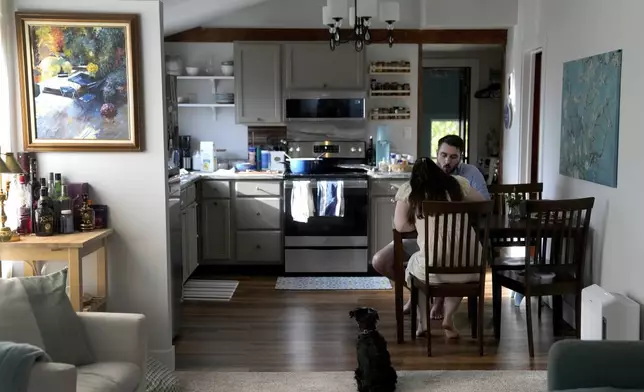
284,180,368,189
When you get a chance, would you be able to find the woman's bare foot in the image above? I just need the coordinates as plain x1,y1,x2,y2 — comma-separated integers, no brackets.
441,322,460,339
430,301,444,320
403,299,412,315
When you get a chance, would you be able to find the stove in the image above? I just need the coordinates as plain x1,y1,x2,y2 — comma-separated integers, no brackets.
283,141,370,274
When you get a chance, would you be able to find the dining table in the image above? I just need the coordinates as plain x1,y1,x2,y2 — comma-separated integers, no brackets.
391,214,545,344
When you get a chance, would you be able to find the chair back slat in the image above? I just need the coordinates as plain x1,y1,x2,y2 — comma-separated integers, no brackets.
523,197,595,280
421,201,493,278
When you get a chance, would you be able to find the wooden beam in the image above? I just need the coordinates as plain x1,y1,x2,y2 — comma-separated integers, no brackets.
165,28,507,45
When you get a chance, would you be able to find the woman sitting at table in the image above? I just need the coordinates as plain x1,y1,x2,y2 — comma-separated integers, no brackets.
372,157,485,338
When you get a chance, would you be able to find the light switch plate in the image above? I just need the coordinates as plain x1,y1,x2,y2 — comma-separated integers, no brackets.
403,127,412,139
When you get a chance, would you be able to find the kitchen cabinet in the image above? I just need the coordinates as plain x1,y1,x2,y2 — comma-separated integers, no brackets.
370,196,397,260
201,199,231,261
181,202,199,283
284,43,365,90
369,179,406,260
234,43,283,125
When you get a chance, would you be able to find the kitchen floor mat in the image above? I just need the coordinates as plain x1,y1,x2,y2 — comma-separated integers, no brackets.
183,279,239,301
275,276,392,291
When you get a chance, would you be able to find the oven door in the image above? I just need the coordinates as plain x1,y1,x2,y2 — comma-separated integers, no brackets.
284,178,368,242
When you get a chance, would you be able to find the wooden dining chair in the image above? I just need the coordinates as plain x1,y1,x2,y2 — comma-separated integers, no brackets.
409,200,493,356
492,197,595,357
488,183,545,315
488,183,544,216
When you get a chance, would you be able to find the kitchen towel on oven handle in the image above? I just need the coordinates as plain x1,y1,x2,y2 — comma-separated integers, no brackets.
291,180,315,223
318,180,345,217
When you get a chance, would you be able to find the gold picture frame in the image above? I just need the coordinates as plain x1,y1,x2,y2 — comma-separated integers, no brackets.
15,12,143,151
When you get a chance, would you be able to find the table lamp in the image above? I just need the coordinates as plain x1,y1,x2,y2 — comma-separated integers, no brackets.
0,149,25,242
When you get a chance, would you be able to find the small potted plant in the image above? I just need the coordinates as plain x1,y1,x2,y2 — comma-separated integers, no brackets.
506,190,523,221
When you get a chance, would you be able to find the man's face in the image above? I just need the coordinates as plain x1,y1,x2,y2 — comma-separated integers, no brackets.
437,143,462,174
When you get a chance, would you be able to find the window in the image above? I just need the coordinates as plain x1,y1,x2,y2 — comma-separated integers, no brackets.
430,120,463,159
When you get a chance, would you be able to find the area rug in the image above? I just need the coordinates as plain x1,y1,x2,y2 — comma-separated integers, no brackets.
176,370,547,392
182,279,239,301
275,276,392,290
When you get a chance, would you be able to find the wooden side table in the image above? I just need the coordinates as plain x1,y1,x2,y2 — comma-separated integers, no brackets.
0,229,114,311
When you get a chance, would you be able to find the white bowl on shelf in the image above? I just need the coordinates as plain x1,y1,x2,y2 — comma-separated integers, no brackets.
221,64,234,76
185,67,200,76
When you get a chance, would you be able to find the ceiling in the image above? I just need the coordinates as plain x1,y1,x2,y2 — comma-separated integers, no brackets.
162,0,273,36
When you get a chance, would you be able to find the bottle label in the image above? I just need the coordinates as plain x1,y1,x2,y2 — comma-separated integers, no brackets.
39,215,54,234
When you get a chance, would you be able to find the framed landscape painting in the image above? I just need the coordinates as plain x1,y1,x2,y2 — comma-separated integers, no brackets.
15,13,142,151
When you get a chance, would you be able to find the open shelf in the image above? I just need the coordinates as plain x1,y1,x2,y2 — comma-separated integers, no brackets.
370,113,412,120
177,76,234,80
178,103,234,108
370,90,411,97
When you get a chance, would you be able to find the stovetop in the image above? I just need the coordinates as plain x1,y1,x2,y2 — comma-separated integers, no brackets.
284,172,369,179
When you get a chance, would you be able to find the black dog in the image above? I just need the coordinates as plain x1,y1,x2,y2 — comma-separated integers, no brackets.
350,307,397,392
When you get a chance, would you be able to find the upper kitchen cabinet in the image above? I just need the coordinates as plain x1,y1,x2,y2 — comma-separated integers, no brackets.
234,43,283,125
284,43,365,90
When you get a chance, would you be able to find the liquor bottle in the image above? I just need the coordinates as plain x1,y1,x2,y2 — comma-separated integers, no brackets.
35,187,54,236
366,136,375,166
79,194,95,232
54,173,62,199
48,172,55,199
30,160,39,234
17,175,32,235
58,185,72,211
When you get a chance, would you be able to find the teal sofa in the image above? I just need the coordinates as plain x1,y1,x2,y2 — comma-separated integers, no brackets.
548,340,644,392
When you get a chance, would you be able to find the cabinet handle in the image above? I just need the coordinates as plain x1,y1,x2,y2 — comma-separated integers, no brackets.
213,202,218,206
256,186,263,192
256,244,261,249
256,212,261,216
390,198,396,204
257,117,263,121
390,185,398,190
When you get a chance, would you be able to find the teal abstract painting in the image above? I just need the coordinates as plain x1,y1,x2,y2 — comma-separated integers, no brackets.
560,49,622,188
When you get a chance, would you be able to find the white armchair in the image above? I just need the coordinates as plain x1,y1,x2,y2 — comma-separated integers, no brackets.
28,313,147,392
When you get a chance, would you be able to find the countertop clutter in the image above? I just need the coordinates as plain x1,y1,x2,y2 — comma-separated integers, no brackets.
173,169,411,189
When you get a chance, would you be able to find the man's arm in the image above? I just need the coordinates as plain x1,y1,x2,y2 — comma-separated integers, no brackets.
464,164,490,200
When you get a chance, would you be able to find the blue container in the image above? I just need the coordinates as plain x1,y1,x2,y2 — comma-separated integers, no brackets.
375,140,390,165
288,158,322,175
260,150,271,170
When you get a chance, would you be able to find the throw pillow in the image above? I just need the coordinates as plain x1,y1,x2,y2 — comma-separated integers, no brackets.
146,356,180,392
0,267,95,366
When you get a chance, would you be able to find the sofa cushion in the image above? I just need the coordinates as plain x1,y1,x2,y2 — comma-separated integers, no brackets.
0,268,95,366
77,362,141,392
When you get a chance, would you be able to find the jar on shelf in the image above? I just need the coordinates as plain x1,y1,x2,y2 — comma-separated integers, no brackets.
60,210,74,234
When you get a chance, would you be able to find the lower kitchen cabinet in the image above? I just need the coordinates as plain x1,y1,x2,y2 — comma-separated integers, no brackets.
201,199,231,261
181,202,199,282
235,231,282,264
370,196,397,259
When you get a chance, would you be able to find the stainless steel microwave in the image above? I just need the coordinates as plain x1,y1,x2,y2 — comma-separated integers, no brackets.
285,91,366,121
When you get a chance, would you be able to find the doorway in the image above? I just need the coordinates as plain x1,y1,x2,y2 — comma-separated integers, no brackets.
529,51,542,183
419,59,478,162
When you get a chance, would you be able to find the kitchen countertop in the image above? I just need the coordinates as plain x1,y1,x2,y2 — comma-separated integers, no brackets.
175,170,410,189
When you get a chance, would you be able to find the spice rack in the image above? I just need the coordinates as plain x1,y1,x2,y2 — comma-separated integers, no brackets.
369,61,412,74
370,107,411,120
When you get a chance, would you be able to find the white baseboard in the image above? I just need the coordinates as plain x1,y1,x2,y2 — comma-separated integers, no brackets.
149,345,175,371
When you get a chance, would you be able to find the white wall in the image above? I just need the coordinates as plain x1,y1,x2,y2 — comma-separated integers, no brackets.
507,0,644,332
164,43,248,160
421,0,518,29
10,0,174,366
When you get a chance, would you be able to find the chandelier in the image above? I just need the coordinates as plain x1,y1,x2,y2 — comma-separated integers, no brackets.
322,0,400,52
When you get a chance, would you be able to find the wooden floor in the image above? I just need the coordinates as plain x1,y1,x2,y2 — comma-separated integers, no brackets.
174,273,571,371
